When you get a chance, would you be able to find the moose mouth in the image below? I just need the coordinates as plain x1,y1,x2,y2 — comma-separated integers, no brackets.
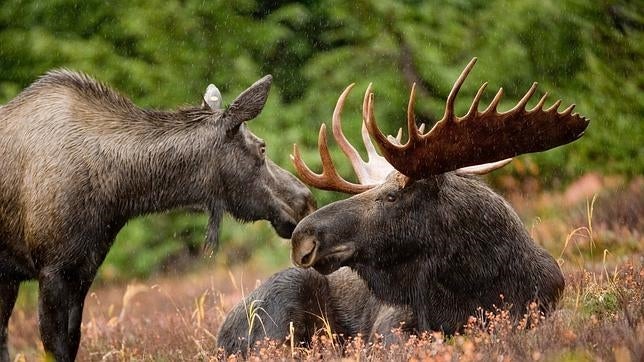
272,219,298,239
308,245,355,275
271,196,316,239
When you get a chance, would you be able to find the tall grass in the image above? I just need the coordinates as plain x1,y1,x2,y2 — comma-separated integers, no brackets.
7,180,642,361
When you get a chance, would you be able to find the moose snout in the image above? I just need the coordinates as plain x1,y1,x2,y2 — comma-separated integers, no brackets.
273,190,316,239
291,233,318,268
290,189,317,222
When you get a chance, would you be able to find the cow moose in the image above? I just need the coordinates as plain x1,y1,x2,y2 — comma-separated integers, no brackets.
0,71,315,361
217,58,589,355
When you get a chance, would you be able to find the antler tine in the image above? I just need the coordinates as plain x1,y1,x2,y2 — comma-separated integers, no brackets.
360,83,384,162
545,99,562,113
482,87,504,115
364,92,404,156
455,158,513,175
531,92,549,111
355,84,398,184
387,130,404,145
443,57,478,122
360,122,380,161
291,124,371,194
395,128,403,143
406,83,419,143
507,82,538,114
360,83,393,164
462,82,488,121
331,83,371,183
560,104,575,117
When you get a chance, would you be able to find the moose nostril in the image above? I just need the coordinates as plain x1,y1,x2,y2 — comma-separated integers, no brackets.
300,246,314,266
293,235,317,267
300,249,314,266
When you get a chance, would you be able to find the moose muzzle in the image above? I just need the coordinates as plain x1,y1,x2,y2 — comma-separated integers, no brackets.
291,234,318,267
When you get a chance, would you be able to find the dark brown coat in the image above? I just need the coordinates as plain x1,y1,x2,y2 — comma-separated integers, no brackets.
218,173,563,355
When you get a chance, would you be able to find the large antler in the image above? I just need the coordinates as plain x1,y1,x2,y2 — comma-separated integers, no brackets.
364,57,590,179
291,84,396,194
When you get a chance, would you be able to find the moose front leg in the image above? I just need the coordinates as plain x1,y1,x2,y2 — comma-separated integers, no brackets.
38,272,73,361
0,281,19,362
67,277,93,361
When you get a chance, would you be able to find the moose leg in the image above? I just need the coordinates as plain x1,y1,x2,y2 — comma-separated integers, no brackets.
0,281,19,362
370,305,416,345
38,272,72,361
67,277,92,361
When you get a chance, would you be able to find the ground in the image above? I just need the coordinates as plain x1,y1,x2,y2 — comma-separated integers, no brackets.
7,174,643,361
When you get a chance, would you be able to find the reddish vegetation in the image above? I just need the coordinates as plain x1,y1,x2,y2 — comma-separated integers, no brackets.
8,177,643,361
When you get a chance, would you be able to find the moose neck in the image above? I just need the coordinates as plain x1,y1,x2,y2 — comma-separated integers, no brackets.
94,109,222,220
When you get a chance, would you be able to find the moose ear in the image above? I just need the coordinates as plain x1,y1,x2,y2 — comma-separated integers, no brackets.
202,84,223,110
223,75,272,130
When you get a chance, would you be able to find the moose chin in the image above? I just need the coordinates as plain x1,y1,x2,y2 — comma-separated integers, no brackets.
0,71,315,362
217,58,589,356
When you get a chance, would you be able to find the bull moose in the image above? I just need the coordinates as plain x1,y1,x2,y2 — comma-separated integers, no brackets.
0,71,315,361
217,58,589,355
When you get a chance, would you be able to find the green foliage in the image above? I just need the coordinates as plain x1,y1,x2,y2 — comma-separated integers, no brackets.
98,211,208,281
96,212,291,282
581,289,620,317
1,0,641,279
14,280,38,309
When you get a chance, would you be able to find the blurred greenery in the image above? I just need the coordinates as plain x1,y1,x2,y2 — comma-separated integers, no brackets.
1,0,641,281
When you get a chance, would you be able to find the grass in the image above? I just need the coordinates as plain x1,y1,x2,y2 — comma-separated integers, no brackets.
6,175,643,361
242,298,268,349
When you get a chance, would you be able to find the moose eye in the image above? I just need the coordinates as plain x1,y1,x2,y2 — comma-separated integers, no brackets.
385,193,397,202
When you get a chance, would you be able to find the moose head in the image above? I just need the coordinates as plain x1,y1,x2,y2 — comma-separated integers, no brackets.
198,76,316,246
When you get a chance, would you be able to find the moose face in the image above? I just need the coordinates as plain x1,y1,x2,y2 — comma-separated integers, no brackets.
291,172,422,274
218,122,316,239
200,76,316,247
291,171,524,277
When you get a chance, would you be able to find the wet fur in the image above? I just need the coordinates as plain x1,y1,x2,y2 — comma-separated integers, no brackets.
0,70,314,361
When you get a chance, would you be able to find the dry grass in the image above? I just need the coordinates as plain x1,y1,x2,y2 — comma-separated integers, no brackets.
7,176,643,361
220,261,643,362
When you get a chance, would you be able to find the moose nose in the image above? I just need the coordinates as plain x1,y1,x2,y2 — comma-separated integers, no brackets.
291,234,318,268
294,189,317,221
